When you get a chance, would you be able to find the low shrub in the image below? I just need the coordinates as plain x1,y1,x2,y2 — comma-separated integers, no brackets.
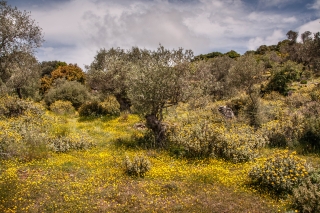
99,96,120,116
48,133,95,153
0,95,44,118
259,112,304,148
299,117,320,153
0,108,51,161
249,150,308,197
291,169,320,213
123,155,151,177
310,85,320,102
78,96,120,117
44,79,90,109
50,100,75,115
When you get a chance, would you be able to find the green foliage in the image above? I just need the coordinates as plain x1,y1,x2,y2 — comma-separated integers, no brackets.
291,170,320,213
193,56,235,99
259,112,304,148
40,60,67,77
193,51,223,61
123,155,151,177
228,54,264,95
78,96,120,117
249,150,308,197
44,79,90,109
50,100,75,115
224,50,241,59
310,85,320,102
264,61,302,95
299,117,320,153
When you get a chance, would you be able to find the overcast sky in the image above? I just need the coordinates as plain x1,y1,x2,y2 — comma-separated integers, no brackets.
6,0,320,69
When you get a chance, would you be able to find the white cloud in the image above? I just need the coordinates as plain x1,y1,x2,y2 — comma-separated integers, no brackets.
247,30,285,50
298,19,320,39
308,0,320,9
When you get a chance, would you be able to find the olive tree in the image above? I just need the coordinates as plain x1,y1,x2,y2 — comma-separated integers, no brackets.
127,45,193,147
228,54,264,127
5,52,40,99
0,0,43,97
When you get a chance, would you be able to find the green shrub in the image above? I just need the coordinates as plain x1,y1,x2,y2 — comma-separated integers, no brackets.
78,96,120,117
249,150,308,197
291,170,320,213
44,79,90,109
259,112,304,148
310,86,320,102
299,118,320,153
264,61,302,95
50,100,75,115
300,80,308,84
123,155,151,177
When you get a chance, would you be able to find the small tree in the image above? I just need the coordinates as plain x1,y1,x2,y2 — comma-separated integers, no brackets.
127,45,193,147
0,1,43,98
86,48,132,110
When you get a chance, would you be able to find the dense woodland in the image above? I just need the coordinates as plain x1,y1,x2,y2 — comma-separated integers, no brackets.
1,0,320,212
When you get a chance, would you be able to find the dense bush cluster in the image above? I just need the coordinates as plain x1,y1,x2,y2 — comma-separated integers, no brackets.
249,150,308,197
78,96,120,117
169,116,266,162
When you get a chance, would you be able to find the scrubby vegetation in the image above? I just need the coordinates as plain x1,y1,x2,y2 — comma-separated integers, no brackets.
1,0,320,212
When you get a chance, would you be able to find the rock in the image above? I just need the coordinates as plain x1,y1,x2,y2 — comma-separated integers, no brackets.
218,106,235,119
133,122,146,130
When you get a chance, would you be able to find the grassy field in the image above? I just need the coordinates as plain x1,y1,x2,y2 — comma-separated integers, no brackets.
0,112,302,213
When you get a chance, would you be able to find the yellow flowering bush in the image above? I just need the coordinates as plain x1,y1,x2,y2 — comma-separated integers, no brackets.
50,100,75,115
123,155,151,177
249,150,308,196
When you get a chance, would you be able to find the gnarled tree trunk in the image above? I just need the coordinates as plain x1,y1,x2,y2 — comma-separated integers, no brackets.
145,114,167,148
